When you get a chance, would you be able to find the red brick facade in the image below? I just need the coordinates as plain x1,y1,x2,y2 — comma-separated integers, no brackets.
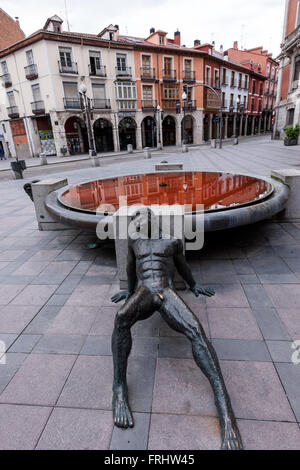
0,8,25,51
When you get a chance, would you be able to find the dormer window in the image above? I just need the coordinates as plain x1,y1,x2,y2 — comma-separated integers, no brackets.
53,23,61,33
159,35,165,45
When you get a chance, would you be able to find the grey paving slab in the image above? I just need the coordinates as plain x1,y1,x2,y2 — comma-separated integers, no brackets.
33,334,86,355
158,336,192,359
238,274,260,284
242,284,274,310
152,358,217,417
36,407,113,450
10,284,58,306
0,404,52,450
212,339,271,362
238,420,300,450
80,335,112,356
89,306,118,336
0,334,18,351
131,337,159,358
45,294,69,306
0,284,26,306
8,334,41,353
207,307,262,340
34,261,78,284
132,311,161,338
110,412,151,451
275,363,300,422
11,261,50,277
266,341,295,363
0,251,26,262
0,353,27,394
276,308,300,340
45,305,99,335
65,283,111,307
0,354,76,406
148,414,220,450
220,360,295,422
232,259,255,275
258,273,300,284
54,274,83,295
204,284,249,308
0,305,42,334
23,305,62,334
251,307,290,341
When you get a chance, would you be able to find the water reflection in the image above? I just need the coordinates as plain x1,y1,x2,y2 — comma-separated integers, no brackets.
60,172,273,214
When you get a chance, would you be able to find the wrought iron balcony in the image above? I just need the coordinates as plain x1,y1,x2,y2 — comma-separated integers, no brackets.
63,97,81,109
163,69,177,81
140,67,156,80
222,78,228,86
141,100,157,111
31,100,45,115
25,64,38,80
1,73,12,88
183,70,195,82
58,61,78,74
238,81,243,89
89,64,106,77
115,66,132,78
7,106,19,118
92,99,111,110
162,99,180,110
117,99,136,111
230,79,237,88
182,100,196,111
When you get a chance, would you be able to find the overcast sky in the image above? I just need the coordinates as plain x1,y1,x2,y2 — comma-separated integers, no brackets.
2,0,285,56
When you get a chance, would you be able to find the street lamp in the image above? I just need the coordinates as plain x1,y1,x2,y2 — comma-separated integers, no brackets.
182,90,187,146
234,97,240,145
156,105,162,149
79,83,97,157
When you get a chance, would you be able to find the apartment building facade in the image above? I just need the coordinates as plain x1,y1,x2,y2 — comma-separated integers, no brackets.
0,15,276,158
275,0,300,137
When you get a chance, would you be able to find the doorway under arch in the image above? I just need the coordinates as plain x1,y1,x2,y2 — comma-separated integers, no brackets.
119,117,137,151
64,116,89,154
93,118,114,152
181,115,194,144
162,115,176,146
142,116,157,148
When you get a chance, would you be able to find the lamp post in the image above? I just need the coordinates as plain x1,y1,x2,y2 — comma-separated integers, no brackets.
234,97,240,145
182,90,187,145
156,105,162,149
79,83,97,157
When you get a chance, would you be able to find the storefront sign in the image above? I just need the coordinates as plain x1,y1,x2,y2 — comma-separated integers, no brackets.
205,89,221,111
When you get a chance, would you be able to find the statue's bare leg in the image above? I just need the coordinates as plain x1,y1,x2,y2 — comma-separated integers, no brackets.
159,288,243,450
112,286,156,429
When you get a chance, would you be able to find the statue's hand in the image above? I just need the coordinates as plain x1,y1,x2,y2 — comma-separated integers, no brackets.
191,284,215,298
111,290,132,304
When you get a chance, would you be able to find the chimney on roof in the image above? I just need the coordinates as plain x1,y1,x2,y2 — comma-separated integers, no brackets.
223,51,229,61
220,44,223,53
212,40,215,48
194,39,201,47
174,29,181,46
150,27,155,34
15,17,20,28
233,41,238,50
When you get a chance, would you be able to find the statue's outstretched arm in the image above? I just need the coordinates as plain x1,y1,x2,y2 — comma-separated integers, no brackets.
173,240,215,298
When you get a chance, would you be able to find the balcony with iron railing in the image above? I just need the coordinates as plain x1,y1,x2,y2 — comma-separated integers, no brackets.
182,100,197,111
140,67,156,80
238,80,243,89
92,99,111,110
230,79,237,88
222,77,228,86
162,99,180,110
163,69,177,81
58,61,78,74
7,106,19,118
1,73,12,88
25,64,38,80
142,100,157,111
183,70,195,82
89,64,106,77
115,66,132,78
117,99,136,111
31,100,45,115
63,97,81,109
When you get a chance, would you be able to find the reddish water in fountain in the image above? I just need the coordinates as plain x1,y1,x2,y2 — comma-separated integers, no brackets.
59,172,273,214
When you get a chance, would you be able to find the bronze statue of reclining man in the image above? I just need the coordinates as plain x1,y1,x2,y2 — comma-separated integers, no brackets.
111,209,243,450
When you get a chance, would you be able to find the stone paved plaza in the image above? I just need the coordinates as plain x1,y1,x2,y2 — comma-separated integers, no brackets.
0,137,300,450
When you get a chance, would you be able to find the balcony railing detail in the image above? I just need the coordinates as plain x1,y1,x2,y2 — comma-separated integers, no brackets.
63,97,81,109
182,100,196,111
117,99,136,111
140,67,156,80
7,106,19,118
25,64,38,80
58,61,78,74
183,70,195,81
89,64,106,77
163,69,177,81
1,73,12,88
141,100,157,110
31,100,45,115
92,99,111,110
162,100,180,110
115,66,132,78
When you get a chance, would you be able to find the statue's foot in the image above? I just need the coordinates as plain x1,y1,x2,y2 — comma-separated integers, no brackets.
113,392,134,429
221,419,243,450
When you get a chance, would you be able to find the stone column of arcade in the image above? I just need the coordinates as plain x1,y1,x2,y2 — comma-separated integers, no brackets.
136,126,143,150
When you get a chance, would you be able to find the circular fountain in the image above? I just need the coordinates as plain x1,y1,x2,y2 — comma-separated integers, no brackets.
45,170,289,232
